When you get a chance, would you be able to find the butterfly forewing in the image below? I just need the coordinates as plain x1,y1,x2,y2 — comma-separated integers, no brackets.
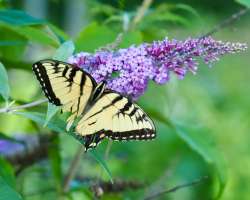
32,59,97,127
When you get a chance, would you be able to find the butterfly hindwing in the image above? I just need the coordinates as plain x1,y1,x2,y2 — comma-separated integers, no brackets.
32,59,97,128
75,91,156,151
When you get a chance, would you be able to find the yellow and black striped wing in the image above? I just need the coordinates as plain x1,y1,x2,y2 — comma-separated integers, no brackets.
32,59,97,124
75,91,156,151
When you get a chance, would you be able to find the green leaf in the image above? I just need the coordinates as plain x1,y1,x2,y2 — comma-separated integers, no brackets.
119,31,143,48
90,2,118,17
0,25,27,61
48,135,62,192
11,26,59,47
236,0,250,7
0,62,10,101
89,150,113,184
0,40,26,46
0,177,22,200
0,9,45,26
74,22,117,52
48,23,70,43
44,103,60,127
0,21,60,47
111,71,120,78
148,12,189,26
104,15,123,25
15,111,66,133
174,4,200,17
0,157,15,187
53,40,75,61
174,124,227,198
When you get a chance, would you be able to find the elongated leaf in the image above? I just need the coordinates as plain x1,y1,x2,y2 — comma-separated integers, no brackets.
44,103,59,127
75,22,117,52
0,62,10,101
0,25,27,61
15,111,66,133
0,41,26,46
11,26,59,47
0,158,15,187
89,150,113,184
236,0,250,7
0,177,22,200
0,9,45,26
53,40,75,61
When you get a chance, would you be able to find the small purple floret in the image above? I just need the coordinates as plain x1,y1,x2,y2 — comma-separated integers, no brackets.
69,36,247,100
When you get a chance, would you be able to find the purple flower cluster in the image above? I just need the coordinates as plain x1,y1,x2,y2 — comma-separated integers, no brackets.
0,135,39,157
0,140,24,156
69,36,247,100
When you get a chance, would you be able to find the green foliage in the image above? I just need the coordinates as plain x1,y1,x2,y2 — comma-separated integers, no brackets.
119,31,143,47
174,125,227,198
89,150,113,184
0,25,27,61
0,177,22,200
0,62,9,101
140,82,226,198
0,158,15,187
236,0,250,7
0,158,22,200
10,26,59,47
75,22,117,52
16,112,66,133
53,40,75,61
48,135,62,192
0,9,45,26
44,103,59,127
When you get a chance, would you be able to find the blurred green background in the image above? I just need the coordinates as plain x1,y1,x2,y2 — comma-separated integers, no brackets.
0,0,249,200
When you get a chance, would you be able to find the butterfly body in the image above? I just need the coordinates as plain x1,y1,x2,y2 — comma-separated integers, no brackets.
32,59,156,151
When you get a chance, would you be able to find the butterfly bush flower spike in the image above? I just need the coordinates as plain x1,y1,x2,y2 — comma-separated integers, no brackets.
69,36,247,100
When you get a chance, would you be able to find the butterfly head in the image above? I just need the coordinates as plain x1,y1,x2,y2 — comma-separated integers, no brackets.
91,81,107,102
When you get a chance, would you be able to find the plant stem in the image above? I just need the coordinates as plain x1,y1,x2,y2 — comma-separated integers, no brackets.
130,0,153,30
201,7,250,38
98,33,124,51
62,145,85,193
144,176,208,200
0,99,48,114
